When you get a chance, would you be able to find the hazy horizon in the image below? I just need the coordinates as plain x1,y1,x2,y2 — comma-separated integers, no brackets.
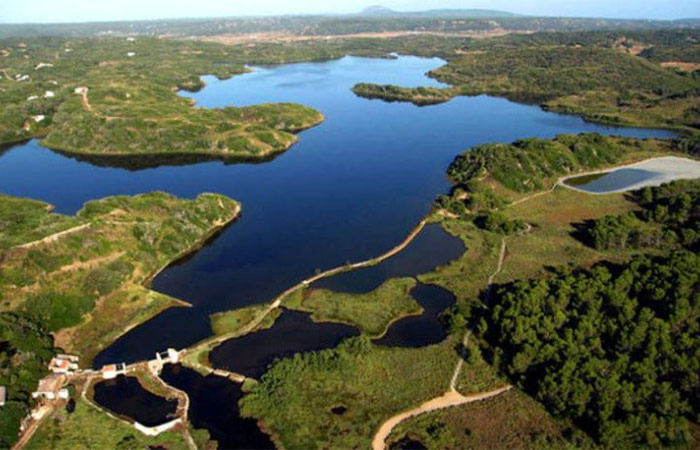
1,0,699,24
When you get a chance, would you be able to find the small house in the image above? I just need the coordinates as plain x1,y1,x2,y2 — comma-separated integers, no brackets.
44,90,55,98
101,363,126,380
49,354,79,374
0,386,6,406
126,52,136,57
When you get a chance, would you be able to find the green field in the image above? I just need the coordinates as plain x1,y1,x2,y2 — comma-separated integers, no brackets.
26,398,193,450
290,278,422,337
240,335,503,449
0,192,240,364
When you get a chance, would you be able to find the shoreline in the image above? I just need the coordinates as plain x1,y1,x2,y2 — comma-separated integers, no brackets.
559,155,700,195
179,215,431,368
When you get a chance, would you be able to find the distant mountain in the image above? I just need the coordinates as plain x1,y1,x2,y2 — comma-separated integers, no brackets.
360,5,396,16
359,6,521,18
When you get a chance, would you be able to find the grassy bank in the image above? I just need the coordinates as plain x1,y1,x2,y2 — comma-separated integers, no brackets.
386,389,576,450
239,335,502,449
25,398,191,450
289,278,422,338
0,192,240,365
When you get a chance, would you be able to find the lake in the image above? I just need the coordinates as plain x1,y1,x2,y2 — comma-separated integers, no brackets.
0,55,675,368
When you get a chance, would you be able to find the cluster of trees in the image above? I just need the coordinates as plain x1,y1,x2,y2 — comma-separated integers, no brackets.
582,179,700,251
473,211,527,235
433,45,696,100
448,133,635,193
351,83,456,106
0,313,53,448
480,251,700,447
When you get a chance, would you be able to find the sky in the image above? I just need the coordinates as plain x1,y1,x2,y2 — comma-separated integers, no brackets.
1,0,698,24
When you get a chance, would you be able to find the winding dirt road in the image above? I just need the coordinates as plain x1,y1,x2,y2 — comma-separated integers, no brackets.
371,386,513,450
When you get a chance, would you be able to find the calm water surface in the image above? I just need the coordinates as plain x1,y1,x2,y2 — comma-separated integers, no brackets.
0,56,675,367
210,309,359,378
314,224,464,293
374,283,455,348
159,364,274,449
93,376,177,426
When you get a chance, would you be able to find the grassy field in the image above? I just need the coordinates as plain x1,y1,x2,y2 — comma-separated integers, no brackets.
386,389,576,450
210,302,281,336
291,278,422,337
0,191,240,365
239,335,500,449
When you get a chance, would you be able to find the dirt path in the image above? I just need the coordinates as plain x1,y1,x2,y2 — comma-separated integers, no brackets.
55,251,126,274
371,386,512,450
15,223,92,249
79,87,92,112
11,405,51,450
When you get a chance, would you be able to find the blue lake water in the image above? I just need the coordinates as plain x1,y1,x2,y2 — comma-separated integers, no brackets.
0,55,676,368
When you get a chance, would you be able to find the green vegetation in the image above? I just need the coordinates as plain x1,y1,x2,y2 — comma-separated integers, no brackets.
352,83,457,106
0,195,80,249
442,133,668,214
0,37,330,161
434,46,695,98
1,15,697,40
0,191,239,364
210,303,281,336
387,389,575,450
481,251,700,448
423,134,700,448
0,313,53,448
353,30,700,131
292,278,422,337
26,398,189,450
240,335,502,449
581,179,700,251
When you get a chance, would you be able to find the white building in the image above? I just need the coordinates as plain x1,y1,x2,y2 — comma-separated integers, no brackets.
32,374,65,400
126,52,136,57
0,386,6,406
44,90,55,98
74,86,88,94
49,354,80,374
32,115,45,123
27,95,39,101
35,62,54,70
